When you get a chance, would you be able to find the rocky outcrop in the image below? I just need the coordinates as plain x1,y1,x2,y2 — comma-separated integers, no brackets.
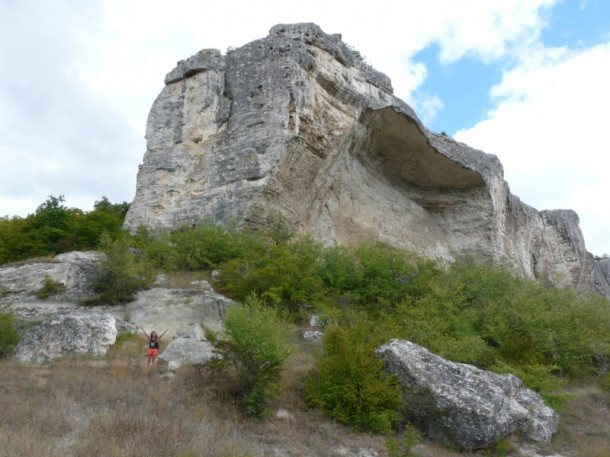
1,251,236,364
0,252,237,333
14,311,117,363
376,339,558,451
0,251,102,306
124,23,609,295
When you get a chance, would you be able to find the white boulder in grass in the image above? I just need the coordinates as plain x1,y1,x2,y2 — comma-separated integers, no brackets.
376,339,559,451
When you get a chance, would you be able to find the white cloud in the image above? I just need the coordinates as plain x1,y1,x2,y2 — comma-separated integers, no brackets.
455,42,610,255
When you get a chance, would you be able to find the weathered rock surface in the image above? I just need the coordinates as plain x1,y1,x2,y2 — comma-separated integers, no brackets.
0,251,102,306
124,23,609,295
1,250,236,363
376,339,558,451
0,252,237,335
97,283,237,335
159,323,216,370
14,311,117,363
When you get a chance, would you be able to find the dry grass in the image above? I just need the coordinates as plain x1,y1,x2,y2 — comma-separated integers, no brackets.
0,338,386,457
548,384,610,457
0,337,608,457
3,255,59,267
154,270,211,289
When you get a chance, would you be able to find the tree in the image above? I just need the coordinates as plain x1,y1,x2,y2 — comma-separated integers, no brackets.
87,233,152,305
306,319,404,433
218,296,292,416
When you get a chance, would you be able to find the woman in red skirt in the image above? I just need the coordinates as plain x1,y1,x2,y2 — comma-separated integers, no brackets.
139,327,168,366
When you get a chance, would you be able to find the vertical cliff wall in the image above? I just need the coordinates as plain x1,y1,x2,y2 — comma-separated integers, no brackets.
124,23,610,295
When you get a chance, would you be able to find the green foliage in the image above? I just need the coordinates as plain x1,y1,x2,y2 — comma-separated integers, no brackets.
386,424,423,457
68,197,129,251
86,233,152,305
0,195,129,265
215,235,325,315
0,305,20,358
306,318,404,433
167,221,262,270
133,220,266,272
2,202,609,410
345,43,368,64
35,275,67,299
212,228,608,397
113,331,139,346
218,296,292,417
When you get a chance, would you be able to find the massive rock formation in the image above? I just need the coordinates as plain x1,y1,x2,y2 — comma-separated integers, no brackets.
124,23,610,295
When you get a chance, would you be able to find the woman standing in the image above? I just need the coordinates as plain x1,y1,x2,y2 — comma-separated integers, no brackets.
139,327,168,366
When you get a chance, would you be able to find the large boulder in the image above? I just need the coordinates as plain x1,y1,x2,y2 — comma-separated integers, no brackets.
123,22,610,295
376,339,558,451
159,323,216,370
14,311,117,363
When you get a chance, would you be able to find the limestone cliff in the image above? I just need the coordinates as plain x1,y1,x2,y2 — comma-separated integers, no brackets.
124,23,610,295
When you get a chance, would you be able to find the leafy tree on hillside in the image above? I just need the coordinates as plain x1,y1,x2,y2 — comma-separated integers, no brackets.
86,233,152,305
217,295,292,416
307,316,404,433
0,195,129,265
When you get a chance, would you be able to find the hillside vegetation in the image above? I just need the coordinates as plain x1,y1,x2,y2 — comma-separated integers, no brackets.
1,197,609,455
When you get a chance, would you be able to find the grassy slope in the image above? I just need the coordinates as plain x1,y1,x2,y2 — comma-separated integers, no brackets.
1,334,608,457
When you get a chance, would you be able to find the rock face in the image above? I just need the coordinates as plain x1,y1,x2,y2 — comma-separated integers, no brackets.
124,23,610,295
376,339,559,451
0,252,237,335
0,251,102,306
14,311,117,363
1,251,236,364
98,282,237,335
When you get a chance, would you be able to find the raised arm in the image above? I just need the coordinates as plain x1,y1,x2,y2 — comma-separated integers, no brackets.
158,329,168,340
138,326,150,340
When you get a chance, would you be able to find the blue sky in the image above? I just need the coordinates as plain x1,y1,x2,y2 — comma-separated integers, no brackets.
1,0,609,255
413,0,610,134
411,46,504,134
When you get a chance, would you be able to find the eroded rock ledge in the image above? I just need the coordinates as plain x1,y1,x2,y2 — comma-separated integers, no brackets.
124,22,610,295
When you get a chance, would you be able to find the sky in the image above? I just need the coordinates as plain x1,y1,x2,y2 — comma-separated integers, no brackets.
1,0,609,255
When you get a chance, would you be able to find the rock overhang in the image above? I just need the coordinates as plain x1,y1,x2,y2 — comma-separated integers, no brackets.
124,22,610,296
359,106,487,190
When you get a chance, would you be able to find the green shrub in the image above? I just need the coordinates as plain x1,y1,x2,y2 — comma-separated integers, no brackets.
0,195,128,265
0,305,20,358
86,233,152,305
167,221,256,270
218,295,292,417
215,236,324,315
306,319,404,433
35,275,66,299
386,424,423,457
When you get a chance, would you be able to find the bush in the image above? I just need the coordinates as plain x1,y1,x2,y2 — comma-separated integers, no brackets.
0,305,20,358
306,319,404,433
0,195,128,265
86,233,152,305
218,296,292,416
215,235,324,315
35,275,66,299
